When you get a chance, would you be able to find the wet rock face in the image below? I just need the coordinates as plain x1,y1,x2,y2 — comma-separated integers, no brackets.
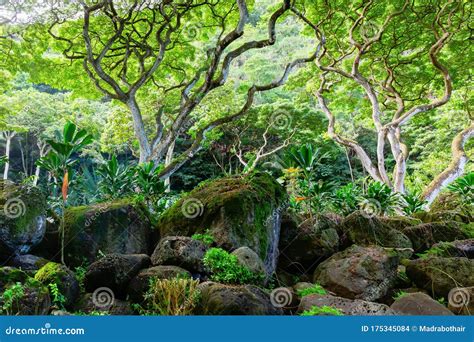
196,281,283,315
298,294,397,316
84,253,151,298
405,257,474,298
313,245,399,301
151,236,208,273
155,173,287,275
0,181,47,258
390,293,454,316
62,200,153,267
278,215,340,273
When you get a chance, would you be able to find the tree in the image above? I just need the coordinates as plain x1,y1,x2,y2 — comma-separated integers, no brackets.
294,0,472,205
44,0,319,180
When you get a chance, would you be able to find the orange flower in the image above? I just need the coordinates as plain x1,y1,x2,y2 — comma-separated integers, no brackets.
295,196,307,202
61,171,69,202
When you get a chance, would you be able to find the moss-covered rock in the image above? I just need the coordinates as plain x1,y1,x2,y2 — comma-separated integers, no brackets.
313,245,399,301
298,294,396,315
0,181,47,258
403,222,470,252
62,199,153,266
0,267,50,315
390,292,454,315
422,239,474,258
156,173,287,275
34,262,79,309
278,215,340,273
340,212,413,257
404,257,474,298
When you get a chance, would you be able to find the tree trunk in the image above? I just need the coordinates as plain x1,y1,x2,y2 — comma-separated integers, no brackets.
164,140,175,193
126,96,151,164
33,141,49,186
422,123,474,205
3,132,15,180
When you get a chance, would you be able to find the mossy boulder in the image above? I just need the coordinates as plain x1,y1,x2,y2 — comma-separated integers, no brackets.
390,292,454,315
63,199,153,266
34,262,79,309
404,257,474,298
74,293,135,315
156,173,287,275
195,281,283,315
0,267,50,315
84,254,150,298
428,239,474,258
340,212,413,257
8,254,49,271
403,222,470,252
298,294,396,315
313,245,399,301
0,181,47,258
278,215,340,272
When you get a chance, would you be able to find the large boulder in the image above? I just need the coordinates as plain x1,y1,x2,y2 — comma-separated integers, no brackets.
84,253,150,298
426,239,474,258
127,265,191,303
196,281,282,315
63,200,153,266
278,215,339,273
156,173,287,275
340,212,413,256
34,262,79,309
404,257,474,298
0,181,47,259
8,254,49,271
403,222,470,252
391,292,454,315
313,245,399,301
298,293,396,315
0,267,50,315
151,236,208,273
75,293,134,315
231,247,266,275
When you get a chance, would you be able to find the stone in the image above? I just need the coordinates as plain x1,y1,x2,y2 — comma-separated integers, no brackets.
278,215,339,273
151,236,208,273
0,181,47,258
403,222,470,252
62,200,153,267
429,239,474,258
405,257,474,298
127,265,191,303
8,254,49,271
447,286,474,315
391,292,454,315
196,281,283,315
75,293,134,315
85,254,151,298
313,245,399,301
34,262,79,309
156,173,287,275
298,294,396,315
231,247,266,275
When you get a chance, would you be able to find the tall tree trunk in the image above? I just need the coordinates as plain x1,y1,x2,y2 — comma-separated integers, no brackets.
422,123,474,205
164,140,175,193
2,131,15,180
33,141,49,186
126,96,151,164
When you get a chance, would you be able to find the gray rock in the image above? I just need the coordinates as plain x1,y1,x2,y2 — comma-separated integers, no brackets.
232,247,266,275
391,292,454,315
298,294,396,315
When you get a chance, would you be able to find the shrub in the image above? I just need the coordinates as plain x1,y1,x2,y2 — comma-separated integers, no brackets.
448,172,474,205
401,192,427,215
360,181,402,216
300,305,343,316
191,229,214,246
140,277,200,315
48,283,66,309
297,284,327,297
0,282,24,315
203,248,264,285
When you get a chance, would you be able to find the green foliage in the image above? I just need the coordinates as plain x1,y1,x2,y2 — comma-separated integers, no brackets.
297,284,327,297
139,277,200,316
97,155,134,199
392,290,408,301
333,183,361,215
361,181,402,216
0,282,24,315
448,172,474,206
401,192,427,215
300,305,344,316
134,161,166,201
48,283,66,309
191,229,214,246
203,248,264,285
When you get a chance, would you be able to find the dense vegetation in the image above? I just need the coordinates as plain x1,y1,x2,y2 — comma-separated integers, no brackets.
0,0,472,317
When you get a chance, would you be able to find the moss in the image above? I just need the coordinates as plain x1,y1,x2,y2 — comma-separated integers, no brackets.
0,267,28,288
157,173,286,260
34,262,68,284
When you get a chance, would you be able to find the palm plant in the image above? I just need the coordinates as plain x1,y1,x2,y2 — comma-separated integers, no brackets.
97,155,134,199
447,172,474,205
401,192,427,215
360,181,402,216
